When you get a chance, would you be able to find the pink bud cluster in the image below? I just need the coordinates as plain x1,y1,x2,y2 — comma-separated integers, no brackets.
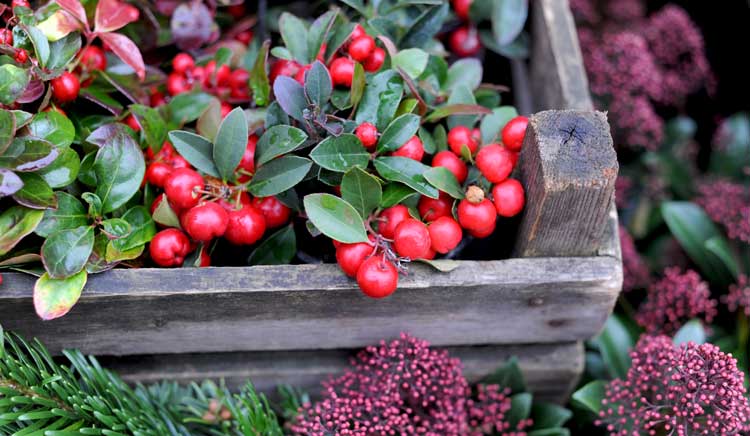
597,335,750,435
619,226,650,292
724,274,750,316
636,268,717,335
291,333,530,435
696,179,750,243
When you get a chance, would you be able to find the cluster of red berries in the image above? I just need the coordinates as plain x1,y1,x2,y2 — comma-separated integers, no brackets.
449,0,481,57
339,116,528,298
2,1,31,65
269,24,385,89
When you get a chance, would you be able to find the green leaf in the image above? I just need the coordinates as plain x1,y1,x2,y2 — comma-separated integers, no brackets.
152,195,181,229
0,206,44,256
279,12,309,64
705,236,740,279
351,62,366,108
424,104,492,123
0,168,23,197
168,92,215,125
111,206,156,252
507,393,532,429
673,319,706,345
169,130,221,178
374,157,439,199
100,218,132,239
0,64,30,105
304,61,333,107
418,127,436,154
93,131,146,214
13,172,56,209
591,314,634,379
273,76,308,122
250,40,271,106
41,225,95,278
35,192,88,238
105,240,144,263
77,151,97,186
265,101,290,128
446,84,478,130
256,125,308,166
0,137,59,172
571,381,606,415
341,167,382,219
444,58,482,93
492,0,528,46
27,110,75,149
399,3,449,48
303,193,369,243
325,20,356,61
214,107,249,181
0,109,15,153
481,106,518,145
33,270,87,320
480,356,527,393
416,258,461,272
380,183,418,207
248,156,312,197
81,192,103,218
310,134,370,172
662,201,734,285
129,104,167,148
46,32,81,71
355,70,404,131
377,114,421,152
307,11,336,64
481,29,530,59
531,403,572,429
248,225,297,265
391,48,429,79
528,429,570,436
423,167,464,199
24,25,50,68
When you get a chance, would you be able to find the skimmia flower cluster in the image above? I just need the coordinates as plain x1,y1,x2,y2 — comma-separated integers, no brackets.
696,179,750,243
724,274,750,316
597,335,750,436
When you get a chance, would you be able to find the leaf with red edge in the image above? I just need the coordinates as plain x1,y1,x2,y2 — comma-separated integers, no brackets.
38,10,83,42
34,270,87,320
98,32,145,80
95,0,140,33
55,0,89,29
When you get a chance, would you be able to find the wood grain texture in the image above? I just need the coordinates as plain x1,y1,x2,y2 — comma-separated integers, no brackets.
100,342,584,404
530,0,593,111
514,110,618,258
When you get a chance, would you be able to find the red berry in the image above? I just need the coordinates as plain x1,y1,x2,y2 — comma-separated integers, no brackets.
330,57,355,88
14,48,28,64
150,91,166,107
170,155,191,170
431,150,468,184
146,161,173,188
356,256,398,298
224,205,266,245
80,46,107,71
336,240,373,277
220,102,232,118
167,73,190,96
393,218,431,259
0,29,13,46
362,47,386,73
230,68,250,90
183,202,229,242
391,136,424,161
251,196,291,228
227,4,246,19
453,0,473,21
378,205,410,239
125,114,141,131
422,248,436,260
501,115,529,152
476,144,514,183
164,168,204,210
294,64,312,85
150,229,191,267
215,64,232,88
348,35,375,62
428,216,463,254
449,26,481,57
418,193,453,222
235,30,253,45
236,135,258,182
492,178,525,217
12,0,30,8
447,126,478,156
469,222,495,238
172,53,194,75
349,24,366,42
50,72,80,103
457,197,496,231
199,247,211,267
355,122,378,149
269,59,300,84
472,127,481,143
190,65,206,83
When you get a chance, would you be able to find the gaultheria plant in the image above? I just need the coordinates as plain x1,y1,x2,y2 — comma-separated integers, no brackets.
597,335,750,435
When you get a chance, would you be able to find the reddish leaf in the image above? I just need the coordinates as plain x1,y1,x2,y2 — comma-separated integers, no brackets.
17,80,45,104
55,0,89,30
95,0,140,33
98,32,145,80
37,10,83,41
34,270,87,320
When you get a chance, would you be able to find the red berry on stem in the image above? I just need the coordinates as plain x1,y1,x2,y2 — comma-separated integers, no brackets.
294,63,312,85
183,202,229,242
476,143,514,183
220,102,232,118
172,53,194,75
236,135,258,182
167,73,190,96
349,24,366,42
355,122,378,149
235,30,253,45
492,178,525,217
393,218,431,259
215,64,232,87
449,26,481,57
362,47,386,72
14,48,28,64
269,59,300,84
452,0,473,21
429,216,463,254
50,72,80,103
230,68,250,90
0,29,13,46
356,256,398,298
336,240,373,277
447,125,478,156
164,168,204,210
80,46,107,71
348,35,375,62
150,229,191,267
431,150,468,184
125,114,141,131
391,135,424,161
150,91,166,107
170,155,191,170
12,0,30,8
146,161,173,188
330,57,355,88
199,247,211,267
251,196,291,228
501,115,529,152
224,205,266,245
457,186,496,231
378,205,410,239
418,193,453,222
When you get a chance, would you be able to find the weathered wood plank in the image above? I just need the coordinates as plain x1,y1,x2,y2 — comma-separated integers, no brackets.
514,110,617,258
0,257,620,355
100,342,584,404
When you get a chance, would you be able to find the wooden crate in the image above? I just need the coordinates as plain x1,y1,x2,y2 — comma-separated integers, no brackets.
0,0,619,403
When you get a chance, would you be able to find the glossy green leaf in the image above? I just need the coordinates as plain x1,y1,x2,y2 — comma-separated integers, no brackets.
571,381,606,415
0,168,23,197
351,62,366,108
492,0,528,46
37,147,80,189
480,356,527,393
0,206,44,256
481,29,530,59
446,84,478,130
444,58,482,93
248,225,297,265
82,192,103,218
152,195,181,229
13,172,56,209
77,151,97,186
531,403,572,429
374,157,439,199
27,111,75,149
673,319,706,345
248,156,312,197
214,107,249,181
93,132,146,214
591,314,634,379
33,270,87,320
256,125,308,166
399,3,449,48
424,104,492,123
391,48,429,79
355,70,404,131
169,130,221,178
305,61,333,107
105,240,144,263
0,109,14,153
111,206,157,252
273,76,308,122
481,106,518,145
377,114,421,152
307,11,336,64
168,92,215,125
0,138,59,172
304,193,368,243
46,32,81,71
100,218,131,240
507,393,532,430
380,183,418,208
310,134,370,172
41,225,95,278
35,192,88,238
24,25,50,68
705,236,740,279
279,12,309,64
250,41,271,106
341,167,382,219
129,104,167,148
0,64,30,105
423,167,464,199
